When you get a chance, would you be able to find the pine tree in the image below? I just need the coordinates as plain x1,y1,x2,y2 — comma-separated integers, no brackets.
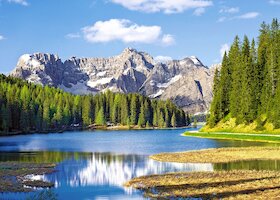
130,95,138,125
259,22,271,114
82,97,92,126
95,107,106,125
152,106,158,127
138,103,146,127
121,96,129,125
240,35,251,123
186,113,191,126
229,36,242,122
42,99,50,130
0,104,9,132
171,112,177,127
208,68,221,127
158,111,165,128
219,52,231,118
164,107,170,128
36,106,43,131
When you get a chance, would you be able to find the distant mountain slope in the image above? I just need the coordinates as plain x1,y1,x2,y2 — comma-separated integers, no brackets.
10,48,217,113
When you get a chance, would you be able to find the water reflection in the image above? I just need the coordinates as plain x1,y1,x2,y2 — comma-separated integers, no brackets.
0,151,212,200
3,151,280,192
214,160,280,171
50,153,213,188
1,128,280,199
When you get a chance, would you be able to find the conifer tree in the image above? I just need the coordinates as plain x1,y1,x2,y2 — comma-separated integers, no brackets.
208,68,221,127
130,95,138,125
121,96,129,125
138,103,146,127
95,107,106,125
229,36,242,122
219,52,231,118
171,112,177,127
42,99,50,130
82,97,92,126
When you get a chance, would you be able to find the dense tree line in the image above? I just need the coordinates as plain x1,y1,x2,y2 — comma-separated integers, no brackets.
0,75,188,134
208,19,280,128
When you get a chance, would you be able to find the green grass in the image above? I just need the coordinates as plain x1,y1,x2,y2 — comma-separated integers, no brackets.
184,132,280,143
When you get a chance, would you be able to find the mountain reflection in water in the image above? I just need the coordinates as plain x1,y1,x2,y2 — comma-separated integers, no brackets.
33,152,213,188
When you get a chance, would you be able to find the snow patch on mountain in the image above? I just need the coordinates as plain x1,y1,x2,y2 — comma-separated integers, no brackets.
87,77,114,88
190,56,201,65
19,54,41,68
149,89,164,98
60,81,92,95
157,74,182,88
96,71,107,77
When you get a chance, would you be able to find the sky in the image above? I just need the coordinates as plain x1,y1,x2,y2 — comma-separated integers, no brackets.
0,0,279,74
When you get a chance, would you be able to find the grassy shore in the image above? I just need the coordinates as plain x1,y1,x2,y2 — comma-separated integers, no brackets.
125,147,280,199
201,117,280,134
150,147,280,163
125,170,280,199
184,131,280,143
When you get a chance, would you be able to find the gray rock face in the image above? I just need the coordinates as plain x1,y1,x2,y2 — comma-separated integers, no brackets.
10,48,217,114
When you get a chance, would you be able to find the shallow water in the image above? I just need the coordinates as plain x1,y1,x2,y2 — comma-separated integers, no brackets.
0,128,278,200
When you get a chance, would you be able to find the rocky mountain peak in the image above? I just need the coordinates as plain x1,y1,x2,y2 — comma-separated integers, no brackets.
10,48,216,114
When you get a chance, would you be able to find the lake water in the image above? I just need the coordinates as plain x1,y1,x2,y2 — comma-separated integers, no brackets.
0,128,278,200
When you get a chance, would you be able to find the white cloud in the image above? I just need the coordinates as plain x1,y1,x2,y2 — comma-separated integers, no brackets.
218,12,260,22
154,56,173,63
219,7,239,14
161,34,175,46
0,35,5,40
217,17,226,22
220,43,229,58
66,33,80,39
82,19,174,45
193,7,205,16
110,0,213,14
235,12,260,19
269,0,280,5
7,0,28,6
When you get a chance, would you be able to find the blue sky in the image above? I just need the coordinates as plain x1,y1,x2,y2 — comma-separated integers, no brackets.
0,0,279,73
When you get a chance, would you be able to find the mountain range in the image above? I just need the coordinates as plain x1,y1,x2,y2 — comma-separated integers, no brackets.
10,48,217,114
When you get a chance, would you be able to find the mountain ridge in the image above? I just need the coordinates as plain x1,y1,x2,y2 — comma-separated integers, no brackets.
10,48,217,114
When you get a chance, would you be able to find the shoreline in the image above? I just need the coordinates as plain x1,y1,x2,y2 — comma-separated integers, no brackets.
0,125,192,137
0,162,56,193
149,147,280,163
183,131,280,143
125,170,280,199
126,146,280,199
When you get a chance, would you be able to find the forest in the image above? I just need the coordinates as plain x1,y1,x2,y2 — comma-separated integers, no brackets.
209,19,280,129
0,75,188,134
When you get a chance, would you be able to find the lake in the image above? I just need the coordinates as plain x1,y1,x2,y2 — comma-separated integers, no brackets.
0,127,278,200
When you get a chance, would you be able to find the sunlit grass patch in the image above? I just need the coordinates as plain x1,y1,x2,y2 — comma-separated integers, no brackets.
184,131,280,143
125,170,280,199
150,147,280,163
